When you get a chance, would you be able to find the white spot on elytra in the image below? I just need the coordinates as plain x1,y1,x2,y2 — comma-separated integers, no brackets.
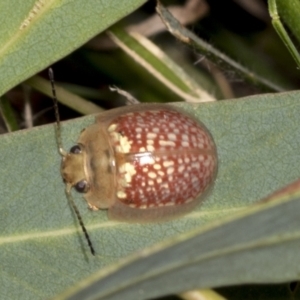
162,183,169,189
184,157,190,163
147,145,155,152
139,147,146,152
124,173,132,183
117,191,127,199
159,140,175,147
148,172,157,179
181,141,189,147
148,180,154,185
163,161,174,168
120,162,137,185
192,176,198,183
203,159,211,167
154,164,161,170
124,162,136,175
119,135,131,153
167,133,176,141
158,171,165,177
108,123,117,132
147,133,157,139
178,165,185,173
118,164,125,173
167,167,174,175
192,162,200,169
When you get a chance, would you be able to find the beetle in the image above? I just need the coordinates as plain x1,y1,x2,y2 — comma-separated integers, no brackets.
49,69,218,255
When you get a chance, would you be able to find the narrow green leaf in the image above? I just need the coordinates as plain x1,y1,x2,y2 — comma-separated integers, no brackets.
25,75,104,115
108,26,215,102
0,97,19,131
274,0,300,45
268,0,300,68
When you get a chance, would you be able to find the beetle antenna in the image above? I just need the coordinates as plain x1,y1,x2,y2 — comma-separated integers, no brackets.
66,187,95,256
48,68,95,256
48,68,67,156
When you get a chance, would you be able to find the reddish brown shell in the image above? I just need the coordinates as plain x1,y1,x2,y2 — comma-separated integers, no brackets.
62,104,218,222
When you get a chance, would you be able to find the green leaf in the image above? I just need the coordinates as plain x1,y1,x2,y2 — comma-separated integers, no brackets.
55,192,300,300
156,1,286,93
268,0,300,69
1,91,300,299
0,0,147,96
0,96,19,131
274,0,300,44
108,25,215,102
25,74,104,115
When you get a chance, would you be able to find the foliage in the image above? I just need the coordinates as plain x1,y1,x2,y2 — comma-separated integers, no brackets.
1,0,300,299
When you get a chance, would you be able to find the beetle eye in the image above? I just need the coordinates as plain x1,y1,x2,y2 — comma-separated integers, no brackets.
74,180,89,193
70,145,82,154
